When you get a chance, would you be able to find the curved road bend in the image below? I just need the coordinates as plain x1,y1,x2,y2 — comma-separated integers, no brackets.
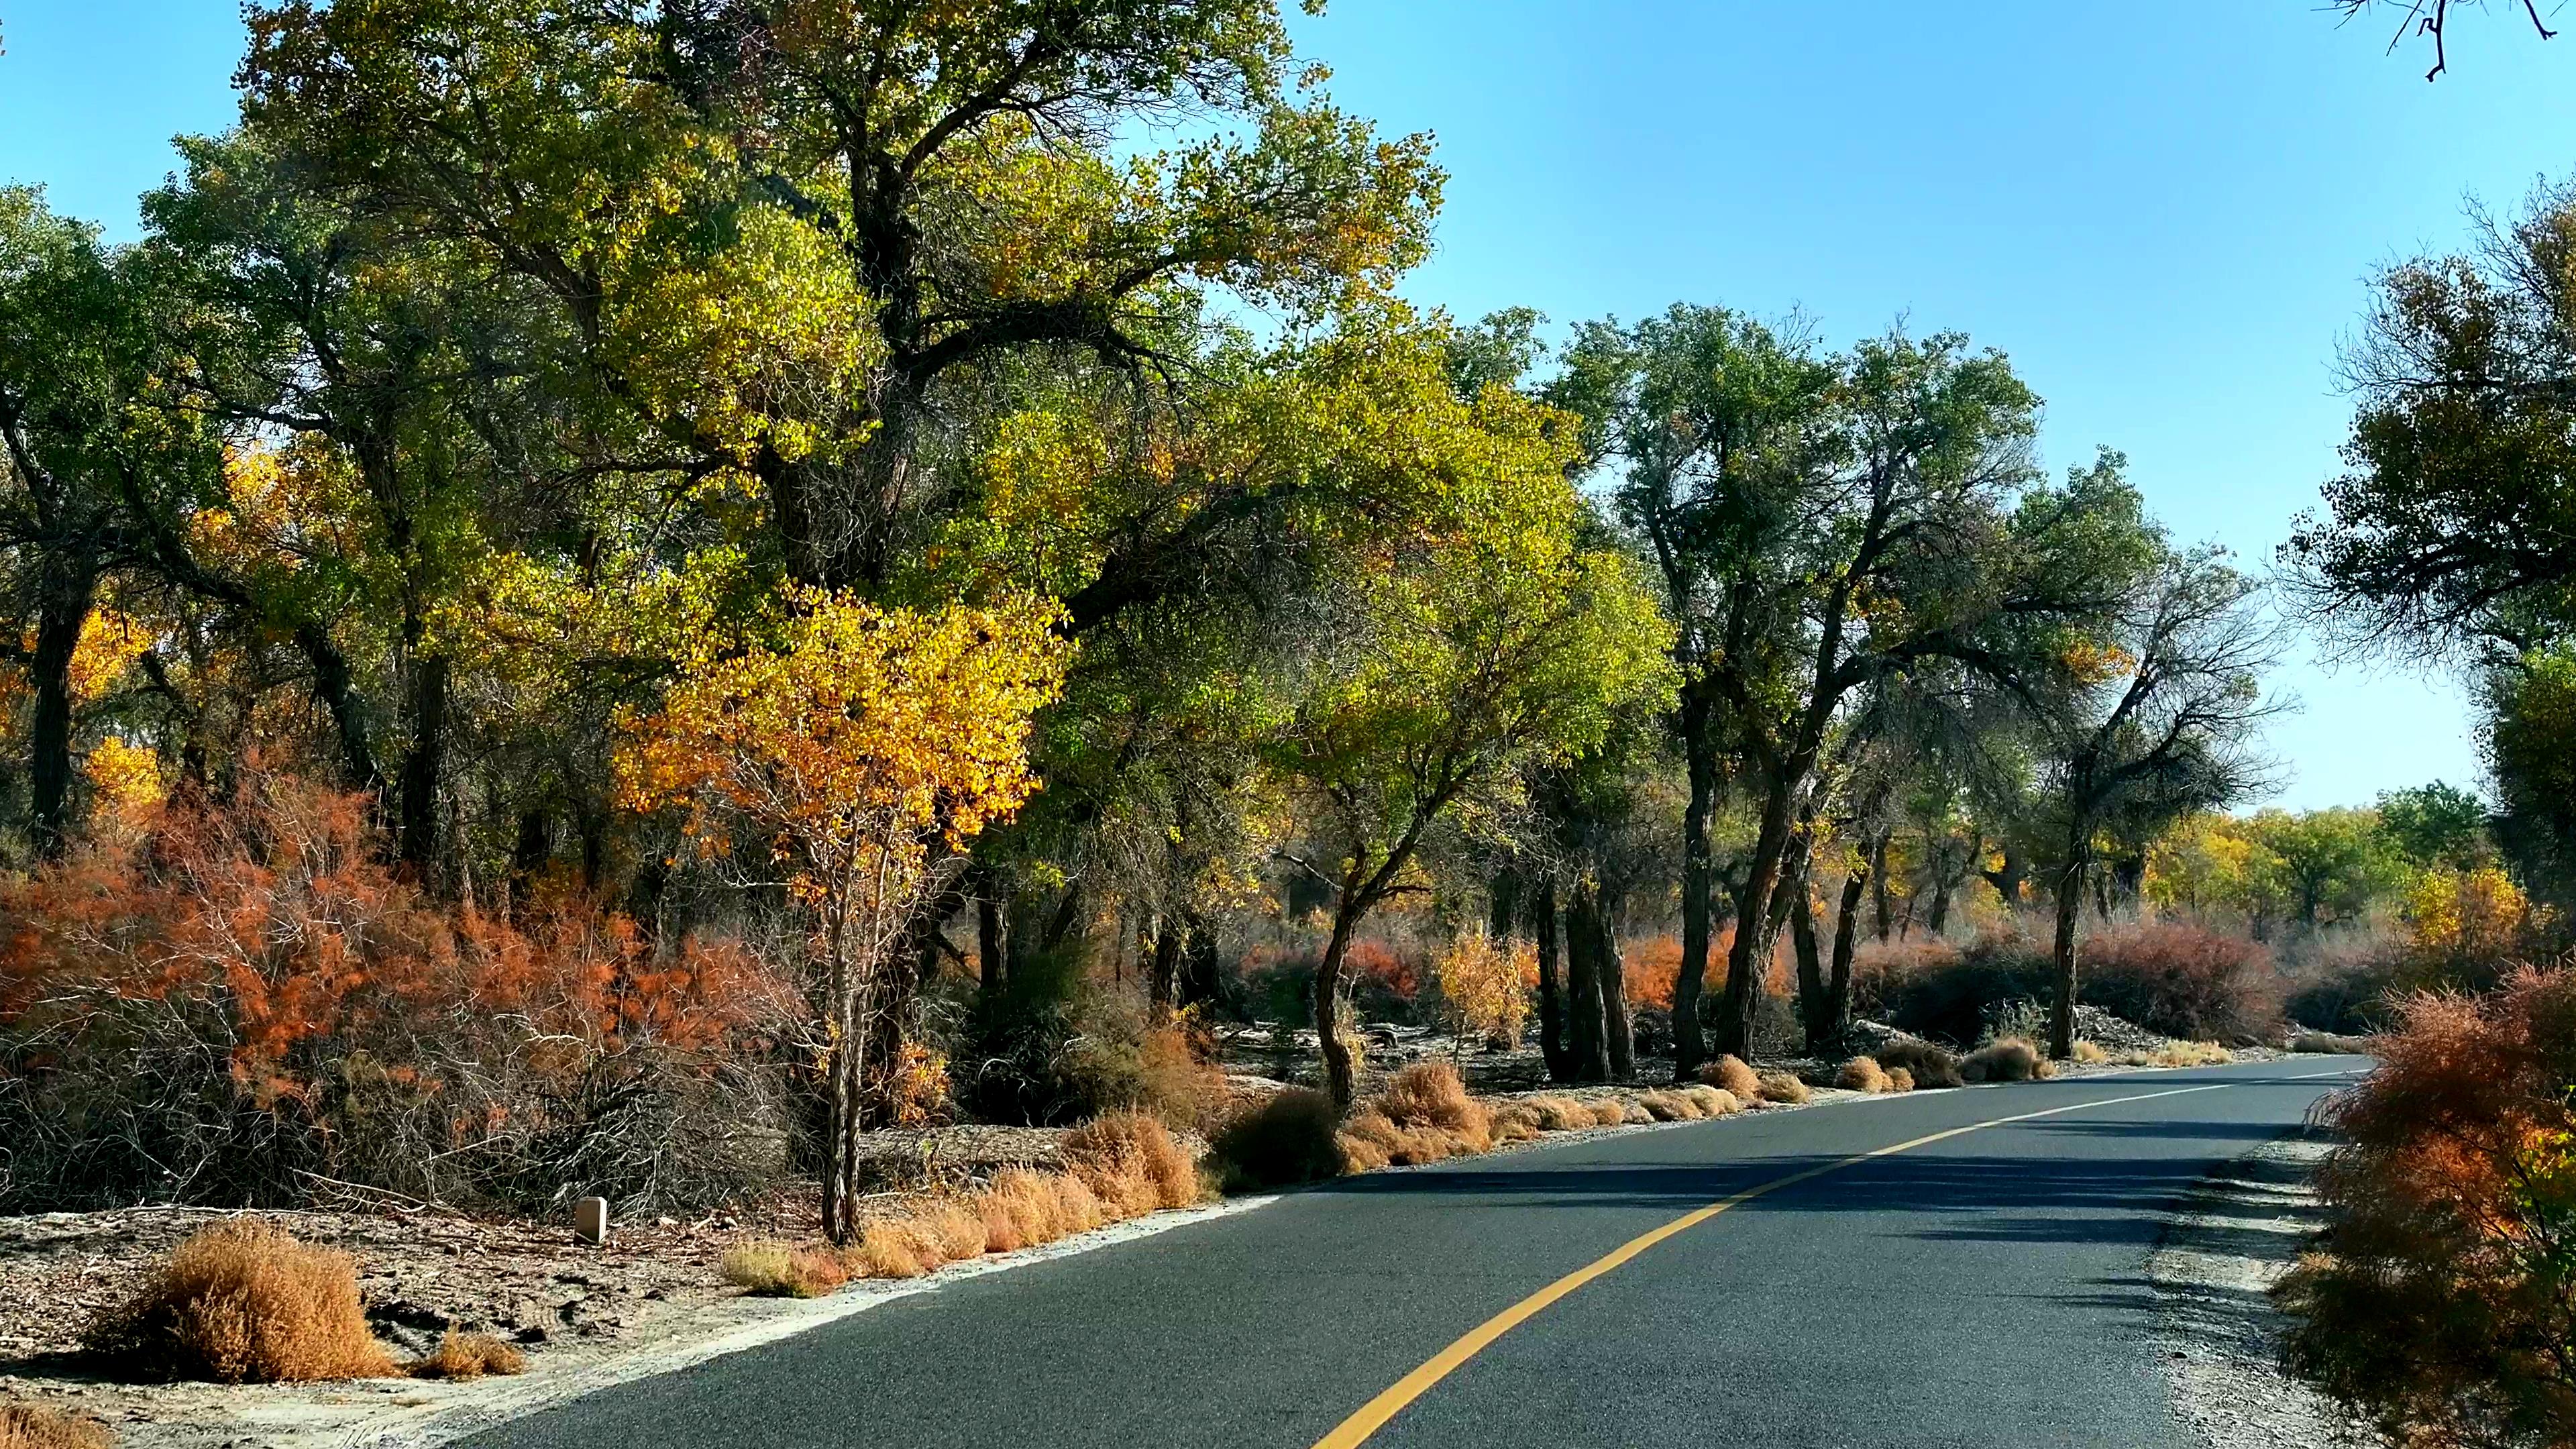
463,1055,2366,1449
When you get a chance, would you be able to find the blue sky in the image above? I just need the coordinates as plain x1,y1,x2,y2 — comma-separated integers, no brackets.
4,2,2571,808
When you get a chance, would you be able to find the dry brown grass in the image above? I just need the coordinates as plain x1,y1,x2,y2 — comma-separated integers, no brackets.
84,1220,396,1384
1635,1089,1686,1121
1375,1062,1493,1152
1837,1057,1893,1093
1699,1055,1762,1099
1487,1101,1544,1144
1064,1110,1200,1214
851,1220,941,1279
719,1242,849,1297
1679,1084,1741,1116
1961,1037,2055,1083
1525,1095,1593,1131
2105,1040,2232,1069
1756,1072,1812,1106
1588,1097,1631,1126
1884,1067,1914,1093
1209,1087,1344,1190
1872,1038,1964,1089
2070,1039,2110,1064
0,1405,111,1449
409,1330,525,1381
972,1167,1059,1252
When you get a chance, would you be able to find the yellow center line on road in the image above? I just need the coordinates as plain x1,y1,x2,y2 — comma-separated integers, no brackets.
1309,1074,2319,1449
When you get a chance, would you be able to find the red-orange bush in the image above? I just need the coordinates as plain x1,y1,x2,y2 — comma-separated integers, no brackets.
0,772,798,1212
2278,964,2576,1446
1622,935,1679,1011
2080,922,2279,1044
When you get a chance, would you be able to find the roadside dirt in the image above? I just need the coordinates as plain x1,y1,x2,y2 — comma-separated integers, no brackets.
2149,1132,2377,1448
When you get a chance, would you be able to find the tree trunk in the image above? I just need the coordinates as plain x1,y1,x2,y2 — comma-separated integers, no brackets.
1147,913,1181,1020
1927,879,1954,936
1827,867,1866,1048
2048,858,2086,1059
1179,912,1222,1011
1672,692,1719,1079
1984,840,2029,908
1596,894,1633,1082
1791,880,1827,1051
1564,883,1609,1083
975,872,1008,994
1312,894,1366,1109
1530,877,1569,1082
1719,767,1803,1057
1869,836,1892,941
396,654,447,879
26,553,97,862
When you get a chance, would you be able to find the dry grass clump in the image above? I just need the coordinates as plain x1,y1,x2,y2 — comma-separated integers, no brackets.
1373,1062,1493,1153
1063,1110,1199,1213
1873,1038,1964,1089
720,1242,849,1297
0,1404,112,1449
1210,1087,1344,1190
1837,1057,1893,1093
851,1220,943,1279
1884,1067,1914,1093
0,1406,109,1449
409,1330,525,1381
1961,1036,2055,1083
1337,1107,1470,1169
972,1167,1070,1251
1699,1055,1763,1099
1488,1102,1544,1144
2151,1040,2233,1067
1635,1089,1697,1121
2070,1039,2110,1064
1525,1095,1594,1131
1756,1071,1811,1106
1589,1097,1633,1126
1679,1084,1741,1116
84,1220,396,1384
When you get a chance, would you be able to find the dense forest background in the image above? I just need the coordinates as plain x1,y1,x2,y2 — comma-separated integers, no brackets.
1,1,2567,1236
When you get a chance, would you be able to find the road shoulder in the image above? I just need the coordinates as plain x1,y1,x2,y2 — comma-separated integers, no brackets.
2149,1130,2376,1448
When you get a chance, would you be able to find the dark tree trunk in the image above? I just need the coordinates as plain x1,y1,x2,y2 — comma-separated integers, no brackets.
1719,769,1802,1058
1147,913,1181,1019
1928,879,1955,936
1983,840,2029,908
396,654,447,879
1673,690,1719,1079
1179,912,1223,1011
975,871,1008,994
2048,858,2086,1059
1489,868,1519,944
1564,884,1609,1083
508,808,551,914
1826,866,1866,1047
1791,880,1827,1051
1530,877,1569,1081
26,553,98,862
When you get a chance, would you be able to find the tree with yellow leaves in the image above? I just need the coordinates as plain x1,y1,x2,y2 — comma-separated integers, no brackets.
616,589,1067,1241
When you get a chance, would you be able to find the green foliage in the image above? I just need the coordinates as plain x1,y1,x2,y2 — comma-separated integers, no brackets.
2379,780,2492,871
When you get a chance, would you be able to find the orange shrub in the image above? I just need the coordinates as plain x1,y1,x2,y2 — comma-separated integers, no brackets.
0,772,797,1213
409,1330,525,1381
1622,935,1680,1010
2279,965,2576,1444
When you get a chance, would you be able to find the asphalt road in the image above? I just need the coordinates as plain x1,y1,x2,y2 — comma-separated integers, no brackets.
464,1055,2367,1449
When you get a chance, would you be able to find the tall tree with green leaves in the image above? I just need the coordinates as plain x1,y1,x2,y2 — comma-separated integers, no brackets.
2038,547,2283,1057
